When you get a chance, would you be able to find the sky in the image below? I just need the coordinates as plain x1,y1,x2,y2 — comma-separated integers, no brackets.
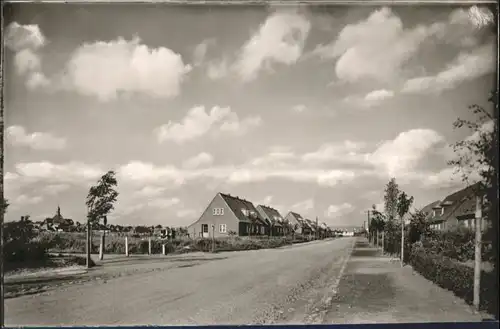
3,3,497,228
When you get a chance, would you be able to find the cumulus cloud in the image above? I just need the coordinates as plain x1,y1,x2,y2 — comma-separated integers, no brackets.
14,49,42,75
227,168,355,186
14,161,102,184
6,125,67,150
401,42,495,94
365,129,445,178
156,106,231,143
155,106,261,143
234,10,311,81
312,7,431,83
182,152,214,169
313,6,492,84
117,161,184,186
364,89,395,102
60,37,192,101
6,22,48,90
325,203,354,218
302,140,366,165
5,22,46,52
26,71,50,90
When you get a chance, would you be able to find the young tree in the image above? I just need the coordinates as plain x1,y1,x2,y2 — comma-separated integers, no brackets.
397,191,414,265
86,171,119,266
448,91,498,315
408,210,432,244
384,178,400,222
448,92,497,247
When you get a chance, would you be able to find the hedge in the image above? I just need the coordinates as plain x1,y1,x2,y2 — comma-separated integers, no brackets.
409,245,498,318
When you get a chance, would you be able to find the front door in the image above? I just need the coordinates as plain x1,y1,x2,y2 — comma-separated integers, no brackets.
202,224,209,238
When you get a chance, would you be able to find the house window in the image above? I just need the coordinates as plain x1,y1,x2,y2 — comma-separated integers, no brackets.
432,210,436,217
261,226,265,234
241,209,249,216
219,224,227,233
213,208,224,216
441,207,445,215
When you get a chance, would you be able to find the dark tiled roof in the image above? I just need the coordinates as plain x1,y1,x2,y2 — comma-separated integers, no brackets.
256,205,284,227
305,219,317,231
442,182,482,203
285,211,308,227
427,183,485,224
289,211,304,221
420,200,441,219
454,197,477,220
219,193,267,225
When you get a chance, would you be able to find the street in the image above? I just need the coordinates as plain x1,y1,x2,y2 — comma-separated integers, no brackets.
5,238,355,326
4,237,483,326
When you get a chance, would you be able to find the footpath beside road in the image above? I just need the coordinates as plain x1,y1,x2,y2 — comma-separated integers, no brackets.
323,238,484,323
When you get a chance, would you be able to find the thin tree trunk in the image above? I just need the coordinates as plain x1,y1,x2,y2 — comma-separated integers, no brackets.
401,218,405,267
473,195,483,310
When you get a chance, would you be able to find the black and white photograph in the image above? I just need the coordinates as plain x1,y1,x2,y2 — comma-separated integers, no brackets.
1,1,498,326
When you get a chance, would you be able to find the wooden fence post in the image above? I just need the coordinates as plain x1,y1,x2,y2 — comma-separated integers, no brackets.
148,237,152,255
473,195,483,311
125,236,129,257
162,244,166,256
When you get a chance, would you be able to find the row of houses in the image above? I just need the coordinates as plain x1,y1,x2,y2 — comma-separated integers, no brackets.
187,192,333,238
420,182,491,231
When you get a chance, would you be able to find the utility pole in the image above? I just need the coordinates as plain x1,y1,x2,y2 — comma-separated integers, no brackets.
473,194,483,311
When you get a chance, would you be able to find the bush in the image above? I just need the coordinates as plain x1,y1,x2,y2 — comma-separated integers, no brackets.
4,219,49,263
421,228,491,262
410,245,498,317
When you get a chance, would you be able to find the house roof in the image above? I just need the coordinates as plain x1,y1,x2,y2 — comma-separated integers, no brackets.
219,193,267,225
420,200,441,218
285,211,309,228
305,219,317,231
427,183,484,224
256,205,284,227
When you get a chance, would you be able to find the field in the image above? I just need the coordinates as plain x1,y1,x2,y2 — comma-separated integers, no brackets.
35,231,314,255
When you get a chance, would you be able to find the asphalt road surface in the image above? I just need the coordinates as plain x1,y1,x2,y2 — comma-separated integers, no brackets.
5,237,355,326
